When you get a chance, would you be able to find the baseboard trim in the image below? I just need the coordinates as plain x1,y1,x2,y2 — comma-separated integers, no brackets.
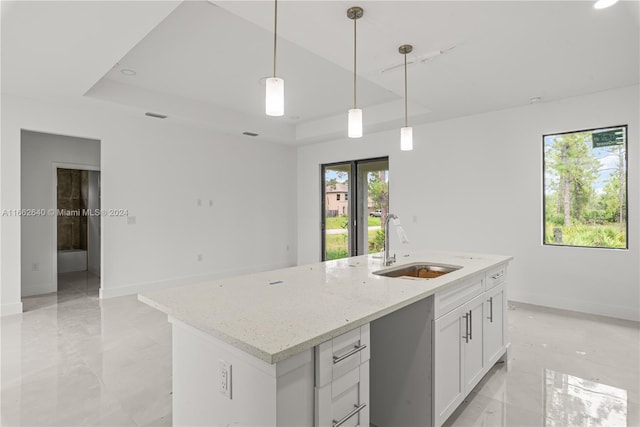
99,262,293,300
509,293,639,322
21,281,56,298
1,301,23,317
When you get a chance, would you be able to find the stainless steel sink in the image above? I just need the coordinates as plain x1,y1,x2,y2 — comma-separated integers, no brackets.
373,262,462,279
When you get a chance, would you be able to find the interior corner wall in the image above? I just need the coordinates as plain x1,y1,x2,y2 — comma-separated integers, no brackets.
297,85,640,322
21,131,100,297
1,94,298,313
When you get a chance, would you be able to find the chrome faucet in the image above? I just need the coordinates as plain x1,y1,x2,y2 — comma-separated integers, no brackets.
384,214,398,266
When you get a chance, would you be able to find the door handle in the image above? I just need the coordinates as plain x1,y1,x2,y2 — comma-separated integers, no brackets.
462,313,469,343
468,310,473,340
487,297,494,323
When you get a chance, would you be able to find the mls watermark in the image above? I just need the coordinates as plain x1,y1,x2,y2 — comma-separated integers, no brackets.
1,209,128,217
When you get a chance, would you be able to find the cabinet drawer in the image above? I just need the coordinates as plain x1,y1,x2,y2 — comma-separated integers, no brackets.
485,264,507,291
315,362,369,427
315,324,370,388
434,275,484,319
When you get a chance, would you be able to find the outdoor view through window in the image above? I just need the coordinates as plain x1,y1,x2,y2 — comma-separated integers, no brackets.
543,126,628,249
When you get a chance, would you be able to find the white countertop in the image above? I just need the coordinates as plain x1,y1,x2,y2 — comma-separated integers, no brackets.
139,251,512,364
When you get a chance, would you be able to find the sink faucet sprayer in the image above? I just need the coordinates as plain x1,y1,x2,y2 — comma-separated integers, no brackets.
384,213,409,266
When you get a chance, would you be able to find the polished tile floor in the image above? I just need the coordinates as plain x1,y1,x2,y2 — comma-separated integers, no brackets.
1,274,638,426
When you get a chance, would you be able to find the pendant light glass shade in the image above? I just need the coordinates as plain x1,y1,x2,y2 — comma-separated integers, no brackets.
265,77,284,116
348,108,363,138
400,126,413,151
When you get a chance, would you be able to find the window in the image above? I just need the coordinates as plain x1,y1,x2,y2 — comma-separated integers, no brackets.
543,125,628,249
321,158,389,261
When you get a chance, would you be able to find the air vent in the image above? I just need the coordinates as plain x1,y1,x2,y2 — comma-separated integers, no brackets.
242,132,259,137
145,112,167,119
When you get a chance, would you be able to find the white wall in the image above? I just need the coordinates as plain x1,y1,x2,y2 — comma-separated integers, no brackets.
21,130,100,296
1,94,297,314
297,85,640,321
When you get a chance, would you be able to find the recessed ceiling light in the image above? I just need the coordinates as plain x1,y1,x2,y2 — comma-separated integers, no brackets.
121,69,137,76
594,0,619,9
242,131,259,137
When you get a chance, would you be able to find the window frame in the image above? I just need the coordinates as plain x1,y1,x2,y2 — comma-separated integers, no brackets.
542,124,629,250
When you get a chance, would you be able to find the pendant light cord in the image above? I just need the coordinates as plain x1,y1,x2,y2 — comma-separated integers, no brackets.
273,0,278,78
404,52,408,127
353,15,357,110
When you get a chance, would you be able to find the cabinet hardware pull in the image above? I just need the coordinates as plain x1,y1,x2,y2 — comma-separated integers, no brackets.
333,344,367,364
462,313,469,343
333,403,367,427
491,271,504,280
487,297,494,323
468,310,473,340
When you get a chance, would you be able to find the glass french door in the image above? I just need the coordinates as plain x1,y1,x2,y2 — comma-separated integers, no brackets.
321,157,389,261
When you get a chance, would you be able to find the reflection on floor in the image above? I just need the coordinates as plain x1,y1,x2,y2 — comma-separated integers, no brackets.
444,303,639,427
543,369,627,426
22,271,100,312
2,282,638,426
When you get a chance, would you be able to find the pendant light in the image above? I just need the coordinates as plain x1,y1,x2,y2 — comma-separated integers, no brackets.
399,44,413,151
347,7,363,138
266,0,284,116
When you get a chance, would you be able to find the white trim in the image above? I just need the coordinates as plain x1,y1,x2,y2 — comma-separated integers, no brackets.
100,262,293,299
1,302,23,317
50,162,100,294
509,294,640,322
20,282,55,298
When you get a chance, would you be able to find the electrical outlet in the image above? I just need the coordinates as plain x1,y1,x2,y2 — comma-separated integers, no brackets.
32,262,39,272
209,200,213,207
197,199,202,207
197,254,203,262
219,360,232,399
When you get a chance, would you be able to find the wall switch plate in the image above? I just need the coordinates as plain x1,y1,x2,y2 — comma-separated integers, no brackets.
197,199,202,207
219,360,232,399
197,254,203,262
32,262,39,272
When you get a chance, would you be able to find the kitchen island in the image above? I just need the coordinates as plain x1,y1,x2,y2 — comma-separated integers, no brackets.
139,251,512,426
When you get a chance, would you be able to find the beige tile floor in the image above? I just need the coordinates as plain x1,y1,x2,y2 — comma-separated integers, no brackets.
1,273,639,426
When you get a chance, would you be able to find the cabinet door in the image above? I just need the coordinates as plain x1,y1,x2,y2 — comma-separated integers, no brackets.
433,307,464,426
483,284,505,366
463,295,485,392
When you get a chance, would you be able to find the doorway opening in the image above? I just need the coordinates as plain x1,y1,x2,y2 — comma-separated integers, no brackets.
321,157,389,261
20,130,101,311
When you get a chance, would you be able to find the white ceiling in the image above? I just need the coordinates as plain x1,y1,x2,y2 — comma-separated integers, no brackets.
3,1,639,145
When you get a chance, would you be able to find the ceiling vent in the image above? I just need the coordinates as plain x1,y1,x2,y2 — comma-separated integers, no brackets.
145,112,168,119
242,131,259,137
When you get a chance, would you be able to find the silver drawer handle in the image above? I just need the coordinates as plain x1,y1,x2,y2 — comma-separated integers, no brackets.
333,403,367,427
491,271,504,280
333,344,367,364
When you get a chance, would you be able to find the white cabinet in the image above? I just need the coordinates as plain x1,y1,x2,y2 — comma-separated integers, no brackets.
315,324,370,427
433,264,509,427
483,283,505,366
463,294,485,392
433,292,486,426
433,304,464,424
